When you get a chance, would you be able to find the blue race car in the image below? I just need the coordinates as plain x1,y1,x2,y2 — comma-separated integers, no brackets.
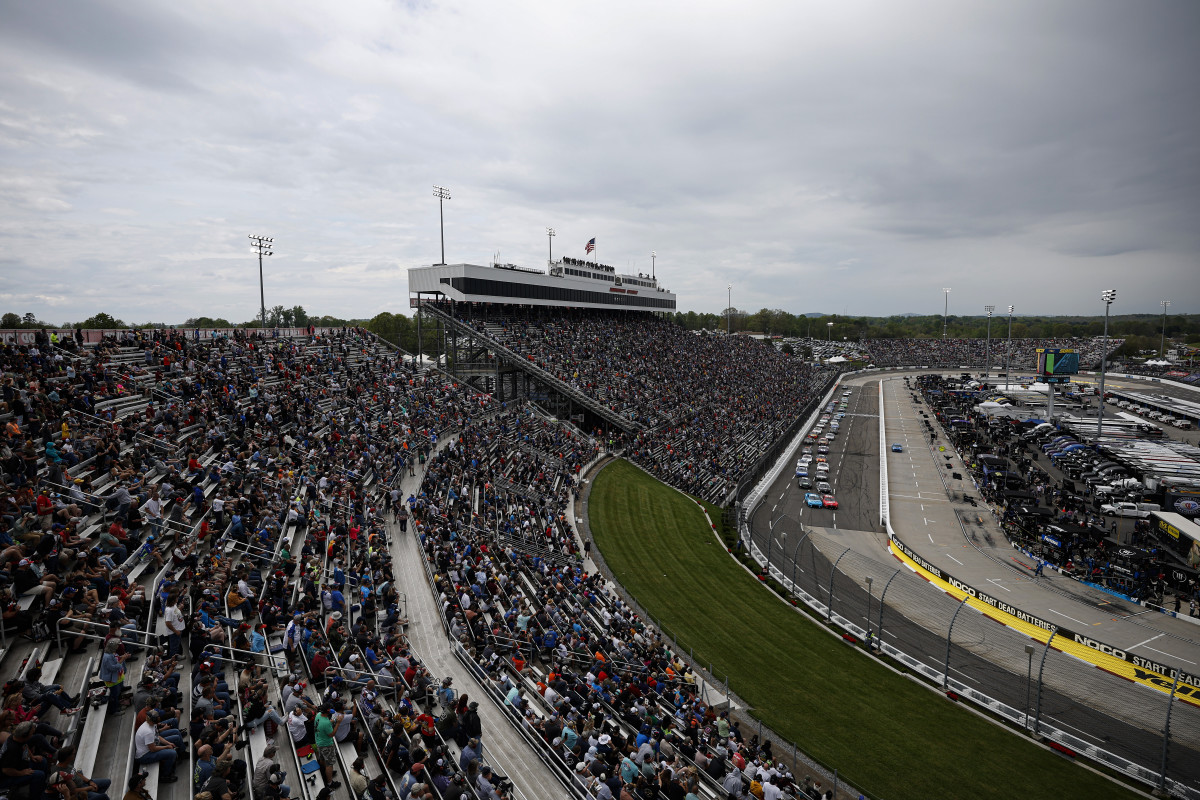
804,492,824,508
891,443,904,452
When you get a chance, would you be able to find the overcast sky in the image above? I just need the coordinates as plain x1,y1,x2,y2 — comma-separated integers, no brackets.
1,0,1197,324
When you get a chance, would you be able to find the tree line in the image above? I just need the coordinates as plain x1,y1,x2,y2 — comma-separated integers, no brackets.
668,309,1200,356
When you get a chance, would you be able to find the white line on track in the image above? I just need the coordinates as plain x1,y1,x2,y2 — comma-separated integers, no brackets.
1144,646,1196,665
1045,715,1106,744
946,555,963,565
987,579,1011,592
1127,633,1165,650
928,533,935,543
1047,608,1091,627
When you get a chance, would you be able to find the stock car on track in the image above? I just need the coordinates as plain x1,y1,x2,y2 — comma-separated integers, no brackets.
822,494,838,509
891,443,904,452
805,493,824,508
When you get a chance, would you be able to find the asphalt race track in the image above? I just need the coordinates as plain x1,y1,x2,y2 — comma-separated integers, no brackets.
748,370,1200,793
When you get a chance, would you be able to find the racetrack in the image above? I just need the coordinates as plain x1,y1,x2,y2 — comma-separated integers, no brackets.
748,369,1200,794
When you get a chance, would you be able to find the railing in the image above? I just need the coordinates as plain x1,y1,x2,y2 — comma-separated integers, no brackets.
420,303,639,433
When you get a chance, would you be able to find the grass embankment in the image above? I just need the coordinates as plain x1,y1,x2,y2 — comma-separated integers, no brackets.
589,458,1139,800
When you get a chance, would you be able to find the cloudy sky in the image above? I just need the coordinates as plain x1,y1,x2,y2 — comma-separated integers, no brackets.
1,0,1196,324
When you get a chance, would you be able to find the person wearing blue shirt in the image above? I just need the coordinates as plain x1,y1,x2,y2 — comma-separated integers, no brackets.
251,625,267,655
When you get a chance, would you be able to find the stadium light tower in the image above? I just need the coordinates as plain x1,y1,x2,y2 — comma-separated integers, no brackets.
1004,305,1014,384
547,227,555,265
1161,300,1171,357
433,185,451,265
827,321,833,342
249,234,273,329
1096,289,1117,439
651,250,656,280
727,284,732,335
942,288,951,339
984,305,995,380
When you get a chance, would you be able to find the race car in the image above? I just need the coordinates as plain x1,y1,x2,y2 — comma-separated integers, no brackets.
804,492,824,508
891,443,904,452
822,494,838,509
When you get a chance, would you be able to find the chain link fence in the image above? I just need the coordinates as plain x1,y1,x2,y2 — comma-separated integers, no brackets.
742,522,1200,798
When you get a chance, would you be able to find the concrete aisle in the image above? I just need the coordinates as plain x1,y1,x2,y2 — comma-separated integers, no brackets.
384,443,565,799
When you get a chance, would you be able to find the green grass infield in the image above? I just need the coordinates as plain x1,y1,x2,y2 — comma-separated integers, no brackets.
588,458,1140,800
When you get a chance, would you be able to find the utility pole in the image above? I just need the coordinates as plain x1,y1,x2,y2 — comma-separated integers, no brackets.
984,305,995,380
1097,289,1117,439
1004,305,1014,383
727,284,732,335
1161,300,1171,357
249,234,273,329
433,185,451,265
942,287,951,339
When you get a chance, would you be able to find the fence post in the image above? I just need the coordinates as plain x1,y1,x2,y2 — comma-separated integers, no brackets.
875,567,902,642
943,595,970,690
1032,631,1058,736
827,548,852,621
790,530,813,595
1160,671,1182,792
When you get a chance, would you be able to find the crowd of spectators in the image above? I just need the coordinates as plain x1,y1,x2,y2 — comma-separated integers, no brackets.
409,420,823,800
453,309,837,503
0,313,843,800
858,337,1123,370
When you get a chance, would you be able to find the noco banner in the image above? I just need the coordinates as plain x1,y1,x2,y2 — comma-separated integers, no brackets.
887,531,1200,704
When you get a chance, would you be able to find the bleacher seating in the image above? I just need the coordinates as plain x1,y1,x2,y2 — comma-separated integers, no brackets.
1,318,821,800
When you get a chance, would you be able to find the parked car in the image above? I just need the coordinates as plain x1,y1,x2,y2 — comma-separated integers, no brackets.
1100,501,1160,518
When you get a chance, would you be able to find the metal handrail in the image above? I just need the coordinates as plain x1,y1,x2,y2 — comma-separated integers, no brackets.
54,616,160,653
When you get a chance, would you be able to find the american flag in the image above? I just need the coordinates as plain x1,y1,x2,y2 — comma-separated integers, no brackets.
585,238,595,254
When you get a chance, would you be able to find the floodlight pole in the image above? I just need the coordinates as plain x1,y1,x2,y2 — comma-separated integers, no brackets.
651,250,656,280
942,288,951,339
433,185,451,265
1004,305,1014,384
727,285,732,335
249,234,273,330
547,227,555,265
984,305,995,380
1161,300,1171,357
1097,290,1117,439
827,321,833,342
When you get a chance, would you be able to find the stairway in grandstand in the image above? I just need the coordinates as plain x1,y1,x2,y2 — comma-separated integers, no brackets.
418,303,639,434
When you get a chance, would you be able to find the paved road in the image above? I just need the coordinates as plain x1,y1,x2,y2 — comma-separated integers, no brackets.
746,369,1200,792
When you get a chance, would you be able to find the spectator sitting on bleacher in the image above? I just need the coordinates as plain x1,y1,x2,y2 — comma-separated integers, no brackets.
48,743,111,800
0,720,52,800
21,666,80,717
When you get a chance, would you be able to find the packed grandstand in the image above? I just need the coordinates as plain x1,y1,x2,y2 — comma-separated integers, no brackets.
856,337,1122,369
0,316,1135,800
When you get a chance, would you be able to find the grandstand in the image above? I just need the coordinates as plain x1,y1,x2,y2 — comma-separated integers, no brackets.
859,336,1123,369
0,306,842,800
